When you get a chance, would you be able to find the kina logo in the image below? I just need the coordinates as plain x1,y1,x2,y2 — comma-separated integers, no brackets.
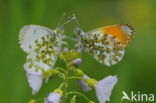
121,91,155,102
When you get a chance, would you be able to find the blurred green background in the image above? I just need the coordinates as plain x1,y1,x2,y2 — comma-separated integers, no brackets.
0,0,156,103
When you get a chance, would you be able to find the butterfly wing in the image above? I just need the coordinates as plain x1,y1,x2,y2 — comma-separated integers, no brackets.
79,24,133,66
19,25,63,71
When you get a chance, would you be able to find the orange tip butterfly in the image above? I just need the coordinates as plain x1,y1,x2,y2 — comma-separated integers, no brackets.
75,24,134,66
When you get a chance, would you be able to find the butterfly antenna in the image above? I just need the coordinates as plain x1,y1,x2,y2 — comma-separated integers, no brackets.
72,13,81,28
57,12,66,26
61,15,76,27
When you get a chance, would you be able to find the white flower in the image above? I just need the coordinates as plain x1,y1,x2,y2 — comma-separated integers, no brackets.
45,89,63,103
77,75,91,91
24,63,43,95
95,75,118,103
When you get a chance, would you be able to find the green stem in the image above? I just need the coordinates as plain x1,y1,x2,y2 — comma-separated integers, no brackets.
60,50,83,103
68,76,83,80
58,83,65,89
55,67,66,73
61,67,69,103
67,91,91,102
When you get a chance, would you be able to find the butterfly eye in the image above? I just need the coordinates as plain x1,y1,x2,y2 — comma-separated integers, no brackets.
56,26,64,34
74,27,83,35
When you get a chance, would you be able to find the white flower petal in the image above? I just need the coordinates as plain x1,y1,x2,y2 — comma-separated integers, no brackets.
24,63,43,94
77,75,91,91
45,92,62,103
95,75,118,103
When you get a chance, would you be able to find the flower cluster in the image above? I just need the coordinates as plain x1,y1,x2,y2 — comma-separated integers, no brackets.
19,23,133,103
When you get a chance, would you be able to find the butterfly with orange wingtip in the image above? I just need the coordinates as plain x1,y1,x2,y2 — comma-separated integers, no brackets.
74,24,134,66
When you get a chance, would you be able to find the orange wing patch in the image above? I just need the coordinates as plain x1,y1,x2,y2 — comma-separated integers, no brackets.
101,25,128,45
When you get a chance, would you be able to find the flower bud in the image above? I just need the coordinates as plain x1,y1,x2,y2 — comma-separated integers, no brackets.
45,89,63,103
75,69,84,77
53,89,63,95
77,75,92,91
73,58,82,66
27,99,36,103
43,69,60,79
70,95,77,103
85,79,97,88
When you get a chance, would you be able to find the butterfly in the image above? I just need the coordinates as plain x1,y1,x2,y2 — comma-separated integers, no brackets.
19,14,77,72
74,24,134,66
19,25,66,94
19,25,65,71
